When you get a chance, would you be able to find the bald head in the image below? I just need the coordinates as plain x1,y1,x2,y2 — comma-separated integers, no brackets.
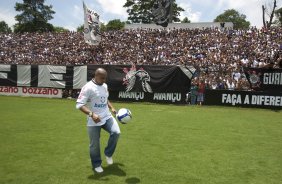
94,68,107,85
95,68,107,77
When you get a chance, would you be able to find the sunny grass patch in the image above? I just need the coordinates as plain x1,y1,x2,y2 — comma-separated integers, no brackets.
0,96,281,184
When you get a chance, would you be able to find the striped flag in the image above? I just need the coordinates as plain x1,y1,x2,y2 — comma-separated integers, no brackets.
83,2,101,45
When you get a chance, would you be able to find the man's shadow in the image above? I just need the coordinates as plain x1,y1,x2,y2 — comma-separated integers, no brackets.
87,163,126,180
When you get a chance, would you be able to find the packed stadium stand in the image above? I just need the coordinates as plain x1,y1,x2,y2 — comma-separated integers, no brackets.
1,26,281,92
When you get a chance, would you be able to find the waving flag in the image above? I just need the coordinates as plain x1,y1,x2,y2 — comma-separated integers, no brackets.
152,0,172,27
83,2,101,45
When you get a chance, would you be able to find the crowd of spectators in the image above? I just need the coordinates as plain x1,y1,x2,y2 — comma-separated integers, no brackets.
1,26,282,96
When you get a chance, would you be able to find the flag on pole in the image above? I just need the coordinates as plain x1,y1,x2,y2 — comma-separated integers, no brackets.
83,2,101,45
152,0,172,27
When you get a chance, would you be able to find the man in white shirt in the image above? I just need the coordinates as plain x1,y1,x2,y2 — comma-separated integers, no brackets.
76,68,120,173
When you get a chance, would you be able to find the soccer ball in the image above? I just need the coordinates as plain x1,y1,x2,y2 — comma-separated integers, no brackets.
116,108,132,124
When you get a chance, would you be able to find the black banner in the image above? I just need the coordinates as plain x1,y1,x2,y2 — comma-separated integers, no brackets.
87,65,192,104
244,67,282,92
205,89,282,109
86,65,191,93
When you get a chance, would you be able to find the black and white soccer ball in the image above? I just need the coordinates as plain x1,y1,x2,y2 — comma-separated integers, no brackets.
116,108,132,124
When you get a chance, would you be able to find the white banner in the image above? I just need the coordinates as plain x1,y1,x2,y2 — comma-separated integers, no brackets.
73,66,87,89
17,65,31,86
0,86,62,98
83,2,101,45
38,65,66,88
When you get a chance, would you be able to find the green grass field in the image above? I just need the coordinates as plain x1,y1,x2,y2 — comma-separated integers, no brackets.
0,96,282,184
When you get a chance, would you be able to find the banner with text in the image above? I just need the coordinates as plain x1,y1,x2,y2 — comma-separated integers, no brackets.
244,67,282,92
109,91,187,104
205,89,282,109
0,86,62,98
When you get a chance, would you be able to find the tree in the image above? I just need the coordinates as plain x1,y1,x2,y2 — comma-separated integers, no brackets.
14,0,55,33
181,17,191,23
100,23,107,32
0,21,12,33
214,9,250,29
275,7,282,26
123,0,184,24
77,24,84,32
106,19,125,31
54,26,69,33
262,0,277,28
125,20,131,24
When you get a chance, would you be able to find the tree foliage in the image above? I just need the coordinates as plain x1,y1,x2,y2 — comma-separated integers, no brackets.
76,25,84,32
181,17,191,23
123,0,184,24
106,19,125,31
0,21,12,33
54,26,69,33
214,9,250,29
14,0,55,33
